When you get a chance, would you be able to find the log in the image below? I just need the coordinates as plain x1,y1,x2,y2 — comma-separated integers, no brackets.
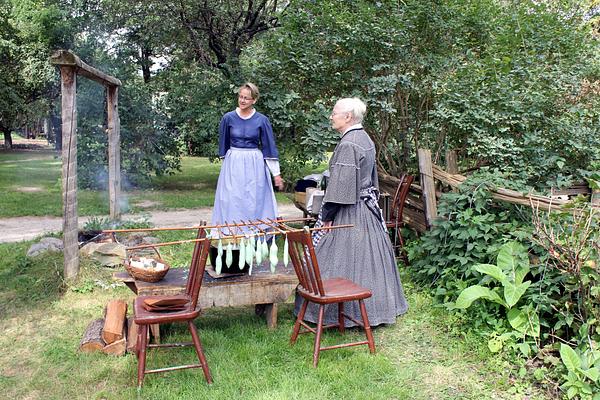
126,317,138,354
102,300,127,344
102,337,126,356
79,318,106,353
430,164,577,212
103,313,127,356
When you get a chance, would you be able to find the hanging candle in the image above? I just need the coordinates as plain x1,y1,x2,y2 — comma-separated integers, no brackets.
283,235,289,267
245,236,254,266
248,236,255,276
262,236,269,259
216,238,223,275
269,239,278,273
255,236,263,265
225,241,233,268
238,237,246,270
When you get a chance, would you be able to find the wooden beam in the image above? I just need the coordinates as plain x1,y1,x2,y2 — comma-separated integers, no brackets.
107,86,121,220
60,66,79,279
418,149,438,228
430,164,574,211
50,50,122,87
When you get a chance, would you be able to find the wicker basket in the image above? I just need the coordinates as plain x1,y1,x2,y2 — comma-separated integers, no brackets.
124,247,170,283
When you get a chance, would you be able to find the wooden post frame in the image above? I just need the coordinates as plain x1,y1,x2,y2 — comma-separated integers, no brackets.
418,148,438,228
50,50,122,279
107,86,121,220
60,66,79,280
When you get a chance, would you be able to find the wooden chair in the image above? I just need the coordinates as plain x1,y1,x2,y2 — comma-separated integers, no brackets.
386,174,414,262
133,227,212,388
287,228,376,367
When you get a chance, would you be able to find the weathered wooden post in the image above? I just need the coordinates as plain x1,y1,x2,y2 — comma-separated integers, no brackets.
59,65,79,279
50,50,122,279
418,148,438,228
445,150,458,175
446,150,459,193
107,86,121,220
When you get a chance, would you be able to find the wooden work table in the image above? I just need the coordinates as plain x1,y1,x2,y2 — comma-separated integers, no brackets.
113,262,299,331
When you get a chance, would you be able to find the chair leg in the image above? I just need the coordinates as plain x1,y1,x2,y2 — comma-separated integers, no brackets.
136,325,142,358
313,305,325,368
398,230,409,264
137,324,149,388
188,321,212,384
290,300,308,345
337,302,345,334
358,300,376,353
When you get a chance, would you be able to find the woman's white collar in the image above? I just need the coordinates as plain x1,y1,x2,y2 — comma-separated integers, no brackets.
235,108,256,119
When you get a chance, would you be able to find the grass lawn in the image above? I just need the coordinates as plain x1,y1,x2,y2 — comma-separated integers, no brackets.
0,149,296,218
0,142,550,399
0,235,549,400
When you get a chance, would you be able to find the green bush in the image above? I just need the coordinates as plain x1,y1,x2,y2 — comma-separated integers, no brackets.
407,170,533,304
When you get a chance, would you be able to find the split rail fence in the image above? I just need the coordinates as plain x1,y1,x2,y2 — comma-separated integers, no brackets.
380,148,598,235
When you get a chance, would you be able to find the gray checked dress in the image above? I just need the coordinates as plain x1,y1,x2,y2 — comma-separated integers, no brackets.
294,129,409,327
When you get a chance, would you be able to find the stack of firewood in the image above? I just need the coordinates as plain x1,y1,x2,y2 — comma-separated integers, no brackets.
79,299,138,356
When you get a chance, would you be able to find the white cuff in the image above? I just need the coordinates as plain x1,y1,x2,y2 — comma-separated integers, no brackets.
265,159,281,177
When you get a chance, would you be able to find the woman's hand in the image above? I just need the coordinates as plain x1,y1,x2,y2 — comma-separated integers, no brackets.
274,175,284,191
323,221,333,230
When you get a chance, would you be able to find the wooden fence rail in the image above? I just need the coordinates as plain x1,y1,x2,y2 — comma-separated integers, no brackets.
379,148,596,236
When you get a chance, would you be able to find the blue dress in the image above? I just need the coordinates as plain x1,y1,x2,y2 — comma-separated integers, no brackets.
211,110,279,232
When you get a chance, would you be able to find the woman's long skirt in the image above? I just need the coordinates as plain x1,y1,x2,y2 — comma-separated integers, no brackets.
294,200,408,327
211,147,278,233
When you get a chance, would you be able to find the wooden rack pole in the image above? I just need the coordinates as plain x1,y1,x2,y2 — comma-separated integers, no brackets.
102,217,315,233
125,225,353,250
258,218,286,235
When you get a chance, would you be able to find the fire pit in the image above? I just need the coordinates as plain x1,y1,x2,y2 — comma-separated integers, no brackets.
78,230,116,247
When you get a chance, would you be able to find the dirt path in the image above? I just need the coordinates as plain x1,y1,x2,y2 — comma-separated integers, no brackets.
0,203,304,243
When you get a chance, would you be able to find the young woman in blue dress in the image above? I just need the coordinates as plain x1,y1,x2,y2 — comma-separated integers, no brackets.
211,83,284,232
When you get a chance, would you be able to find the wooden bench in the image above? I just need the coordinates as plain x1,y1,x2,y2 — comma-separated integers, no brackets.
113,262,299,337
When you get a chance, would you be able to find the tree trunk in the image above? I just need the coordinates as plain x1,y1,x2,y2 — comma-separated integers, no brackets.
140,45,152,84
2,129,12,149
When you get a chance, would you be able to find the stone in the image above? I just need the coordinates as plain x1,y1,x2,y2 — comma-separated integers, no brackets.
40,237,64,249
27,240,63,257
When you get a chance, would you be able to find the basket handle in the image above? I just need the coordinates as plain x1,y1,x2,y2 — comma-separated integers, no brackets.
127,245,163,260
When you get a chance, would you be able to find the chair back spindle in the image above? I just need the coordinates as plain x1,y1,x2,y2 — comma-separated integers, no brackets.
287,230,326,297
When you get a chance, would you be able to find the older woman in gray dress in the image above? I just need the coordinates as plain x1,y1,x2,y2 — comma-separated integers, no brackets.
295,97,408,327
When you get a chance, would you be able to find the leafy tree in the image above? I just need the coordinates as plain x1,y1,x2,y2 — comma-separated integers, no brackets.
0,0,70,148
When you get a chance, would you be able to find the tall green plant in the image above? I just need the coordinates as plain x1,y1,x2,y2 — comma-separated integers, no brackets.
407,170,532,303
454,242,540,343
559,343,600,399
